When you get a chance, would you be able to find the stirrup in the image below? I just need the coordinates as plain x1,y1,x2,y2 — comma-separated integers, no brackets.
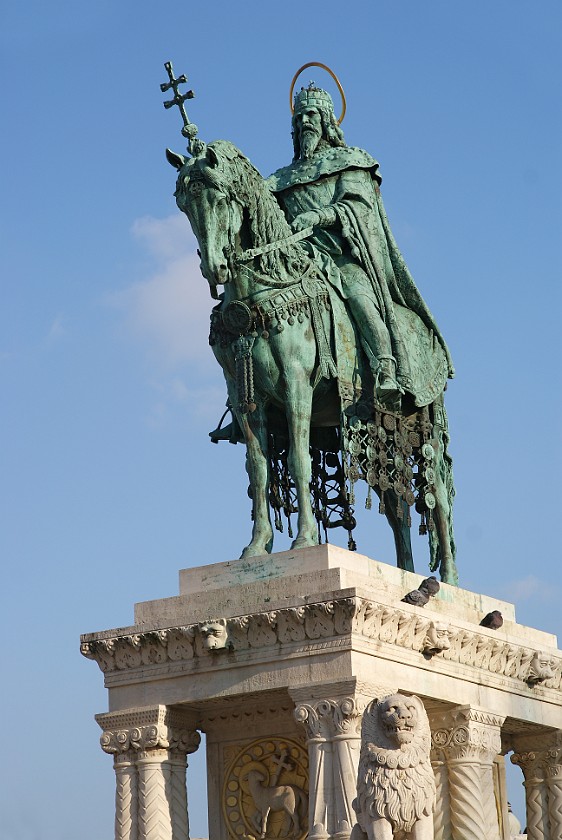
209,408,243,444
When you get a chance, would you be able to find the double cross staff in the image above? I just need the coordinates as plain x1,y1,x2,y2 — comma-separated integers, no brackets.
161,61,203,154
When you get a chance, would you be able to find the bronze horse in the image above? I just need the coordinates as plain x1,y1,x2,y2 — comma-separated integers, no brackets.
168,140,457,584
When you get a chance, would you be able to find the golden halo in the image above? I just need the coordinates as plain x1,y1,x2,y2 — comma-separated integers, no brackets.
289,62,347,125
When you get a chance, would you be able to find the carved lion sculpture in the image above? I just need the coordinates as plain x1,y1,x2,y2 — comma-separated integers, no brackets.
352,694,435,840
198,619,229,651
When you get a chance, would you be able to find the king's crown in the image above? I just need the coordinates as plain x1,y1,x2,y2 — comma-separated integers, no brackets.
293,82,335,114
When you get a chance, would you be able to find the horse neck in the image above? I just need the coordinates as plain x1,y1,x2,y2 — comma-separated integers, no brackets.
218,165,300,303
235,172,296,284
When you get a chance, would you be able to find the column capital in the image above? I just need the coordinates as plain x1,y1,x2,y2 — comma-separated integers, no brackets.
429,705,505,761
96,705,200,757
510,729,562,779
545,741,562,780
511,731,562,787
290,679,393,738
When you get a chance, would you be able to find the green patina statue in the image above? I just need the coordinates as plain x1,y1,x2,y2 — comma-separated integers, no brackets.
163,62,458,584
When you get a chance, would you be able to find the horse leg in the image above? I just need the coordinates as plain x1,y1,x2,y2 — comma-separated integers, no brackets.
429,397,458,585
379,488,415,573
431,474,457,584
284,373,318,550
236,401,274,559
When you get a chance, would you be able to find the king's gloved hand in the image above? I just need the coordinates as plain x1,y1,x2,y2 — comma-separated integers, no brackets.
291,211,321,232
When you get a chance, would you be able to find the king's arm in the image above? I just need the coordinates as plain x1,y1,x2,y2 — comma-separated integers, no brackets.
290,168,378,232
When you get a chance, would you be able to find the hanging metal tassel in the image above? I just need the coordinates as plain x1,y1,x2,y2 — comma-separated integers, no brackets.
233,335,256,414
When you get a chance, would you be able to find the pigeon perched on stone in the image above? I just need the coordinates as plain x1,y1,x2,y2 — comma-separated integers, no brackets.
402,575,440,607
480,610,503,630
402,588,430,607
419,576,440,597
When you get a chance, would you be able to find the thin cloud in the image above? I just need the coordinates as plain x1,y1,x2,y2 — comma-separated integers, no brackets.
131,214,194,262
47,313,66,342
109,214,217,368
146,378,226,428
502,575,560,604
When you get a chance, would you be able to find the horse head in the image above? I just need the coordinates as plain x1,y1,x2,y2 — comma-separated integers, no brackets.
169,141,254,294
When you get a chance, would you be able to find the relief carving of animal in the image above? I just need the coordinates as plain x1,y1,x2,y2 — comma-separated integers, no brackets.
244,766,307,838
352,694,435,840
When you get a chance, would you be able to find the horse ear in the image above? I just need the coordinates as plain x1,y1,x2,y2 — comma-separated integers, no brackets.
166,148,187,170
206,145,220,168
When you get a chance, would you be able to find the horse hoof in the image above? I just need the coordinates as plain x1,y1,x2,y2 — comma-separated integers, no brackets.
240,541,273,559
290,534,319,550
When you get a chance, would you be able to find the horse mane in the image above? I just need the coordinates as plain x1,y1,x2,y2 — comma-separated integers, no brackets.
205,141,309,277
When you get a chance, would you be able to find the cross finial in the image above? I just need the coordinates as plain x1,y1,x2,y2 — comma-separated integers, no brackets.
161,61,203,154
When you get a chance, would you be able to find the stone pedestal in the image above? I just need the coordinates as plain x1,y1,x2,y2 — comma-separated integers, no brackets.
81,545,562,840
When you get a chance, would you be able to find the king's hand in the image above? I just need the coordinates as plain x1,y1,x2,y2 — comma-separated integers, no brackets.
291,211,321,232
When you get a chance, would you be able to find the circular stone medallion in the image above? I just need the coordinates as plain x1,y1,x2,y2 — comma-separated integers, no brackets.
222,736,309,840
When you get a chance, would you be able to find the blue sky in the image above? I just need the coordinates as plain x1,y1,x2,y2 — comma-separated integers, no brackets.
1,1,560,836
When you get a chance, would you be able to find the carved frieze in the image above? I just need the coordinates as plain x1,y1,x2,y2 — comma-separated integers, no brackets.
81,596,562,692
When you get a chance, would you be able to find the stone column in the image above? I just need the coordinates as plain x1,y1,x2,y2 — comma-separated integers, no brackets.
430,706,504,840
545,740,562,840
97,705,200,840
291,680,392,840
293,698,332,840
511,731,562,840
114,752,138,840
430,742,452,840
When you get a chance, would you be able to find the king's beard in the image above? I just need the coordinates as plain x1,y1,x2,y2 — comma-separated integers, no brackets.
300,129,321,160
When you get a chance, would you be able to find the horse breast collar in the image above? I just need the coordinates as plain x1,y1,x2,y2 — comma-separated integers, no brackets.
210,270,337,413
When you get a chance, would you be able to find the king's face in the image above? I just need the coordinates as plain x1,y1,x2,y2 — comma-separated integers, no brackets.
295,106,323,159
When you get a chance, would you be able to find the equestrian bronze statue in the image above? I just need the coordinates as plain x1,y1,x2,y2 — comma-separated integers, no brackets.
163,61,458,584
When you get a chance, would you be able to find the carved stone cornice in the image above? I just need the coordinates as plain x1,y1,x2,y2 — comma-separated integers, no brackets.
430,706,505,762
80,596,562,693
96,705,200,757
